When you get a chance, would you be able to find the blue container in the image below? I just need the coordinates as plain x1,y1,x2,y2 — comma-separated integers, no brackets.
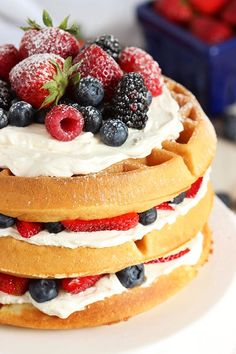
136,2,236,116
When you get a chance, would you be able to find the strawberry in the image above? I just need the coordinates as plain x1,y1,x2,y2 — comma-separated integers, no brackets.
9,54,78,109
153,0,193,24
0,44,20,81
62,275,103,294
190,17,233,44
156,202,174,211
145,248,190,264
118,47,163,96
73,44,123,96
16,220,43,238
186,177,203,198
222,0,236,26
62,212,139,232
0,273,29,295
189,0,228,15
19,10,80,59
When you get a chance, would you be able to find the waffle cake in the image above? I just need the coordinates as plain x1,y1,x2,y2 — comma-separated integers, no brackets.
0,13,216,329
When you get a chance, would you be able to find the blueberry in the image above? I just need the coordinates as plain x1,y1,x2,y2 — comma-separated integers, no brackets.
224,114,236,141
44,222,65,234
34,108,50,124
80,106,102,134
29,279,59,303
138,208,157,225
216,192,233,209
169,192,186,205
8,101,34,127
11,98,20,106
146,91,152,106
116,264,145,289
0,213,15,228
0,108,8,128
100,119,128,147
74,77,104,106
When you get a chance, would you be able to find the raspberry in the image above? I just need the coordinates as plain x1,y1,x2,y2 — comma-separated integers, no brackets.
45,104,84,141
145,248,190,264
0,44,20,81
0,273,29,296
62,275,103,294
156,202,174,211
186,177,203,198
73,44,123,96
16,220,43,238
91,34,121,61
111,73,149,129
119,47,163,97
62,212,139,232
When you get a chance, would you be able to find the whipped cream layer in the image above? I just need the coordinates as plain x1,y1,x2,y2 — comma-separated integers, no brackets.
0,168,210,248
0,232,203,319
0,86,183,177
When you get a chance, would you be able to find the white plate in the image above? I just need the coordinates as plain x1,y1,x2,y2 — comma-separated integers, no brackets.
0,197,236,354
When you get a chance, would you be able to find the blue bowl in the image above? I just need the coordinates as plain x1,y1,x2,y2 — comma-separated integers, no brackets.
136,2,236,116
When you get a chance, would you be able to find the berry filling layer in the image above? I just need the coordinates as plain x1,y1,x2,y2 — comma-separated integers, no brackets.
0,169,210,248
0,232,203,319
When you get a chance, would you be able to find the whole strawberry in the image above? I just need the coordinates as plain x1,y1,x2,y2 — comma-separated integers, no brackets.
153,0,193,24
19,10,81,59
0,44,20,81
222,0,236,26
190,0,228,15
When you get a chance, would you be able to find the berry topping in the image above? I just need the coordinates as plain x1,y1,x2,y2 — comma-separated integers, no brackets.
0,273,29,296
44,222,65,234
138,208,157,225
62,212,139,232
73,44,123,96
119,47,163,97
0,79,12,110
91,34,121,61
100,119,128,146
189,0,228,15
146,91,153,106
153,0,193,23
74,76,104,107
16,221,43,238
146,248,190,264
111,72,149,130
0,214,15,228
0,108,8,129
8,101,34,127
34,108,50,124
45,104,84,141
156,202,174,211
62,275,103,294
0,44,20,81
29,279,59,303
116,264,145,289
169,192,186,205
186,177,203,198
80,106,102,134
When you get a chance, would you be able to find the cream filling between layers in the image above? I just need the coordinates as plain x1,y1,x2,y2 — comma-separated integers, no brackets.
0,168,210,248
0,232,203,319
0,85,183,177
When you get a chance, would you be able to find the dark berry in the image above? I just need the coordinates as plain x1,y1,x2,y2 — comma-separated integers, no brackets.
0,213,15,228
0,79,12,110
8,101,34,127
11,98,20,106
58,97,81,111
91,34,121,61
169,192,186,205
100,119,128,146
224,114,236,141
146,91,153,106
0,108,8,128
29,279,59,303
116,264,145,289
74,77,104,107
34,108,50,124
99,102,114,120
216,192,233,209
138,208,157,225
111,73,149,129
80,106,102,134
44,222,65,234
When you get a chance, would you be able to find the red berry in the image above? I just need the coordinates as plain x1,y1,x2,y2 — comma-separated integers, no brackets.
62,275,103,294
119,47,163,97
0,273,29,296
19,27,80,59
45,105,84,141
73,44,123,96
156,202,174,211
16,220,43,238
0,44,20,81
186,177,203,198
153,0,193,23
62,212,139,232
189,0,228,15
222,0,236,26
145,248,190,264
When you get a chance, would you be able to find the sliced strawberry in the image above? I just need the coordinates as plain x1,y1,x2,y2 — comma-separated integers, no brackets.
62,212,139,232
186,177,203,198
156,202,174,211
16,220,43,238
62,274,103,294
0,273,29,295
145,248,190,264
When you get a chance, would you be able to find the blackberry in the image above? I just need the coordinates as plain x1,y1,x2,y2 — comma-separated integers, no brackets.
0,79,12,110
91,34,121,61
0,108,8,128
111,73,149,130
80,106,102,134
